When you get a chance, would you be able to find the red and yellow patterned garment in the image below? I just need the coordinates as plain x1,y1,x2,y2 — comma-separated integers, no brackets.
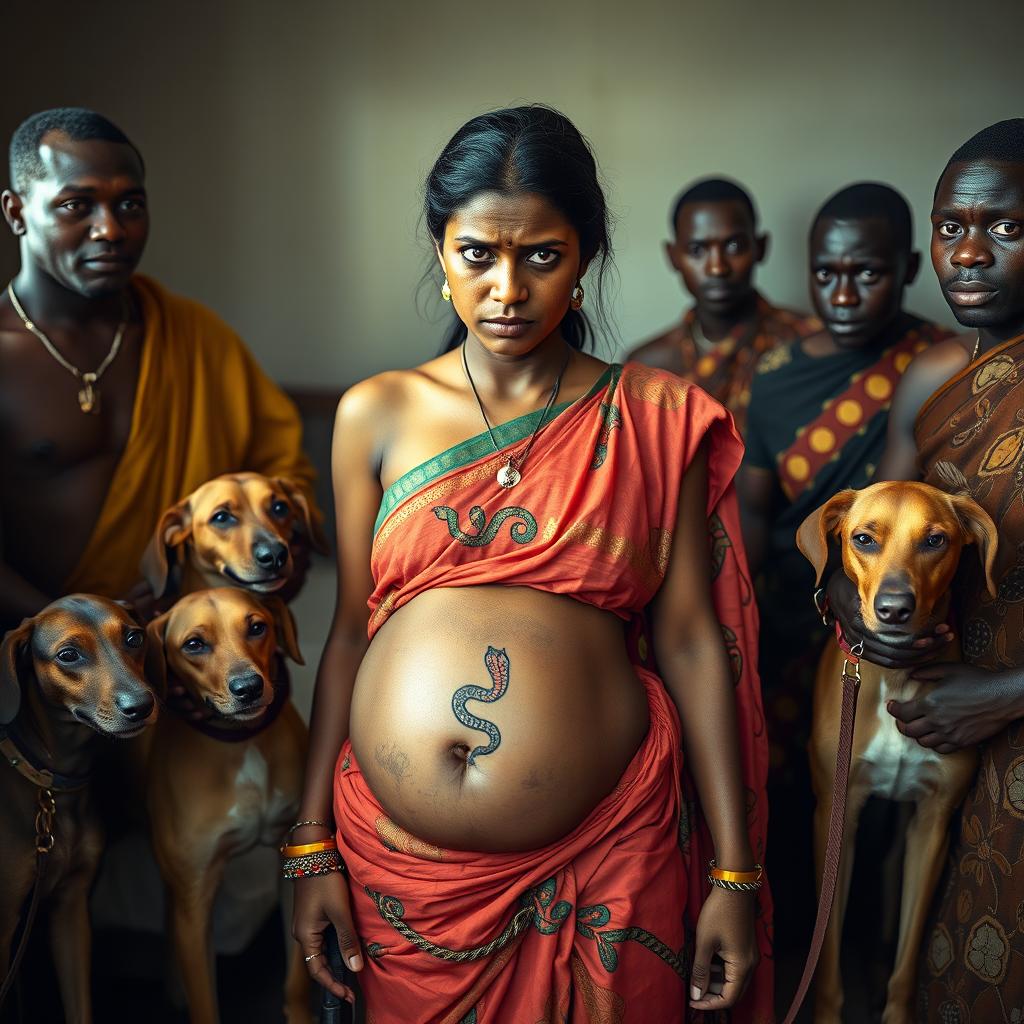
334,363,772,1023
629,293,820,434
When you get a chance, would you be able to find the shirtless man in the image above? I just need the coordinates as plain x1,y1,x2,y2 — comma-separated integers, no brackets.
0,108,315,630
828,119,1024,1021
627,177,818,433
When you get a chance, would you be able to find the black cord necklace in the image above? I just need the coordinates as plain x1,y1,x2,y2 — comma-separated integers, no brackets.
461,342,571,489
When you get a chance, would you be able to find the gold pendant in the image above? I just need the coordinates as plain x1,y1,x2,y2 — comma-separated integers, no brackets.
78,373,99,414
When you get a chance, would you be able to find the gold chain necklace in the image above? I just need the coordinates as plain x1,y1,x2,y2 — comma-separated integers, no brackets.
462,342,570,489
7,283,128,414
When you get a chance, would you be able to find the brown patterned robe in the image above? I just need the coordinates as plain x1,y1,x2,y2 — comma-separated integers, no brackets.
627,294,820,434
915,332,1024,1022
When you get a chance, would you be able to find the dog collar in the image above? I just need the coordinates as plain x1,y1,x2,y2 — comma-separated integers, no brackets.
0,726,91,792
170,656,292,744
833,620,863,665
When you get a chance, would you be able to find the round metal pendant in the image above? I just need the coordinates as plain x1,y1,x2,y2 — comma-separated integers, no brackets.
496,463,521,489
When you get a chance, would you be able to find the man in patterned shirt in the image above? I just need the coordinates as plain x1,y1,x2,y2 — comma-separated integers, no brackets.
628,177,818,434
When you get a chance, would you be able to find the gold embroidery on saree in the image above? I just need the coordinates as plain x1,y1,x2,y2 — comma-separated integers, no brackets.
624,366,689,410
554,522,671,585
375,454,508,550
374,815,445,861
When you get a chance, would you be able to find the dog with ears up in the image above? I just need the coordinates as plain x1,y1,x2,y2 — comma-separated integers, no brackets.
797,480,997,1024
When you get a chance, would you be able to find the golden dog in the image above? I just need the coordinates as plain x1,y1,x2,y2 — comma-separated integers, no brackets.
797,480,997,1024
0,596,157,1023
141,472,327,600
142,588,310,1024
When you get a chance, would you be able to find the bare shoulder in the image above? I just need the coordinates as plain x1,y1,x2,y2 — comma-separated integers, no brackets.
626,326,684,372
334,354,458,433
335,371,400,431
896,334,973,418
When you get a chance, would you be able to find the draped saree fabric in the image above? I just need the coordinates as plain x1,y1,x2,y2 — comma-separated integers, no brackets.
336,362,772,1023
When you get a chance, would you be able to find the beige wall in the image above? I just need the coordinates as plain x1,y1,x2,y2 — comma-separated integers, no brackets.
2,0,1020,389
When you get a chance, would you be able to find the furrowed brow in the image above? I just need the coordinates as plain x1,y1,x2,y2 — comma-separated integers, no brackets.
454,235,498,246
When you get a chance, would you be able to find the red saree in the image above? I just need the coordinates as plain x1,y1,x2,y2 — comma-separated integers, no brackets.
336,362,772,1023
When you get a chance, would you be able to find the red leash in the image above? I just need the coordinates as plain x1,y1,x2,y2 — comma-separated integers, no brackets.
780,620,863,1024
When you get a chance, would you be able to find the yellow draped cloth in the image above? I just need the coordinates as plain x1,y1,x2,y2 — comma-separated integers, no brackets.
63,274,317,597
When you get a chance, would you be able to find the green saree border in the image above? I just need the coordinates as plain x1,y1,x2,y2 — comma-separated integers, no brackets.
373,364,618,536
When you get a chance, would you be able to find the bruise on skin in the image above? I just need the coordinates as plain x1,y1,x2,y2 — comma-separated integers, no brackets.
374,740,411,785
522,768,543,791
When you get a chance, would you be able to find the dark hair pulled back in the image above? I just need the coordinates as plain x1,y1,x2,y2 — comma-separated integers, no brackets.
424,105,613,353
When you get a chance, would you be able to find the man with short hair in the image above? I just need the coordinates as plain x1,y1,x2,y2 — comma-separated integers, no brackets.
738,182,956,959
0,108,317,629
627,177,818,433
828,120,1024,1020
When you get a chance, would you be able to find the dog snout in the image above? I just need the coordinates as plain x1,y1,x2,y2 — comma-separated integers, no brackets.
116,688,156,722
228,672,265,703
874,588,916,625
253,538,288,573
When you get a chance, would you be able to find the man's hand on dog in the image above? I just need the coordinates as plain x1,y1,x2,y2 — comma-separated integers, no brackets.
888,663,1024,752
825,569,955,668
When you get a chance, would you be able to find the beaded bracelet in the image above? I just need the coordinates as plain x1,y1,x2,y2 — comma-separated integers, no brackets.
707,859,763,893
282,845,345,880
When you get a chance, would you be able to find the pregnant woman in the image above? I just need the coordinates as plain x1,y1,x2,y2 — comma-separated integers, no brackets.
290,105,772,1022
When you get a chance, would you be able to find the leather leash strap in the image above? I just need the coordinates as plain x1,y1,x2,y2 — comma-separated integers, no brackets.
0,726,84,1009
0,787,56,1008
781,623,862,1024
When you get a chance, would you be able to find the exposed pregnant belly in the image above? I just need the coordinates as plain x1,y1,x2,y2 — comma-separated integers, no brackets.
349,586,650,852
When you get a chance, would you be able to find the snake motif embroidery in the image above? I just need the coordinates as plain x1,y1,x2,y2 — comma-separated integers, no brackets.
433,505,537,546
452,646,510,765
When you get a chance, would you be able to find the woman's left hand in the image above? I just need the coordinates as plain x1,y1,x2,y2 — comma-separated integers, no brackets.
689,886,759,1010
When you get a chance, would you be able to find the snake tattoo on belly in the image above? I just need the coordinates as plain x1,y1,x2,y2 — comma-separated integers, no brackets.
451,646,510,766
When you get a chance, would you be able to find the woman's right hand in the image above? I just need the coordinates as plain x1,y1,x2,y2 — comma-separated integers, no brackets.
292,870,364,1003
825,567,954,668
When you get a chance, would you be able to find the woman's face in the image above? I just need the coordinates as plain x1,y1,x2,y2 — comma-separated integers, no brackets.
438,191,584,356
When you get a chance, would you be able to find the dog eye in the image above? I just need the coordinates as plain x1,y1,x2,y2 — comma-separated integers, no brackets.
926,533,947,549
270,500,290,519
248,620,268,637
210,509,236,527
182,636,207,654
56,647,81,664
125,630,144,649
852,533,875,548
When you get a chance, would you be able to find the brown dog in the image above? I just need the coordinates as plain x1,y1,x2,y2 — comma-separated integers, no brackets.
797,481,998,1024
143,588,310,1024
140,472,327,600
0,596,157,1022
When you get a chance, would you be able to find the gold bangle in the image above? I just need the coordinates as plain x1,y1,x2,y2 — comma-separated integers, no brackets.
281,838,338,857
708,860,763,884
